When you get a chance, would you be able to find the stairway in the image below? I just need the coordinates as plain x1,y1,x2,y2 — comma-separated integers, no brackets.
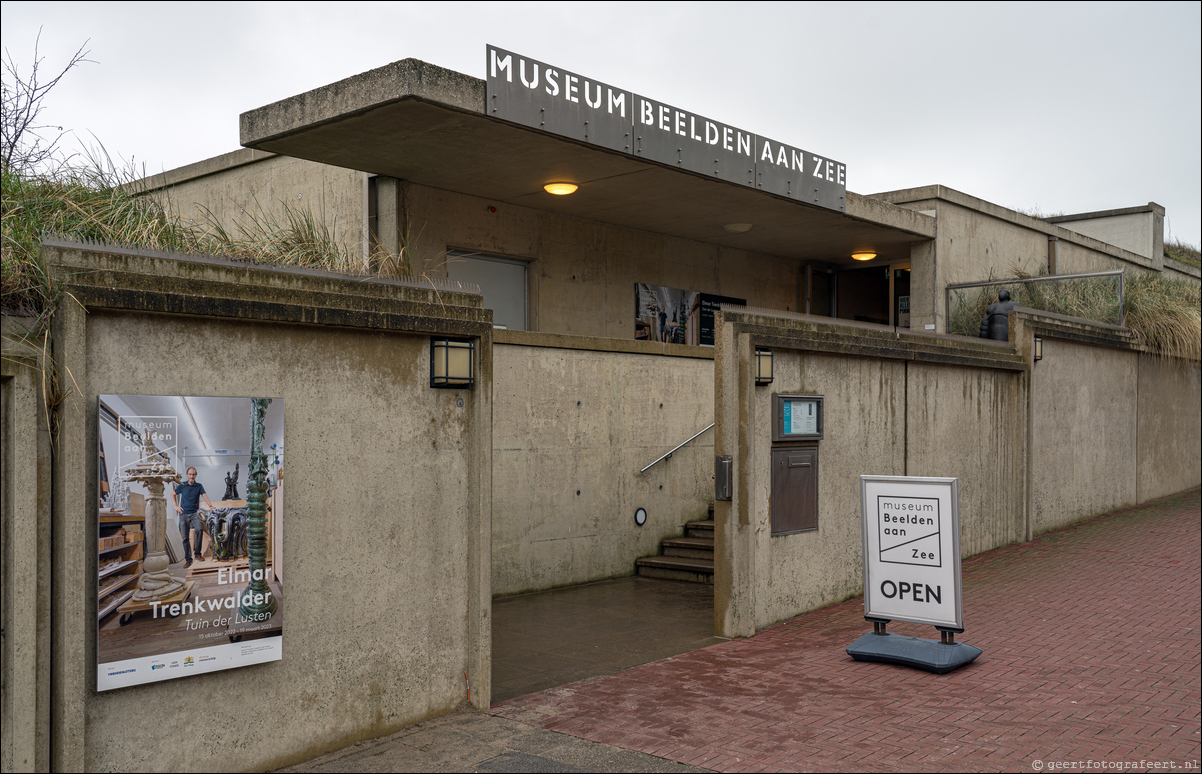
635,509,714,583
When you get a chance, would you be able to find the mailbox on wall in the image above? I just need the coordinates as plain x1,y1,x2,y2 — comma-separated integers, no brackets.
770,393,823,535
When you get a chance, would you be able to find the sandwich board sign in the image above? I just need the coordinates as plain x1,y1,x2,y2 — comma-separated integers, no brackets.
848,475,980,673
861,475,962,628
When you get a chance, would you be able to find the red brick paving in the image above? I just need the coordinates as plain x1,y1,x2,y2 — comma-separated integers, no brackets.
493,488,1202,772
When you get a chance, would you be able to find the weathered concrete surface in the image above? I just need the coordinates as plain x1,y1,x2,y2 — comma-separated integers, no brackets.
1136,355,1202,502
714,310,1027,636
1,317,53,773
43,244,494,772
492,334,713,595
906,362,1026,558
1029,337,1139,535
1048,203,1164,265
750,351,905,627
141,151,365,264
240,58,484,147
874,185,1198,332
281,706,711,773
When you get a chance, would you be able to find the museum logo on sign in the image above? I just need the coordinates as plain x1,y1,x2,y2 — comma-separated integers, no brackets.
877,496,940,567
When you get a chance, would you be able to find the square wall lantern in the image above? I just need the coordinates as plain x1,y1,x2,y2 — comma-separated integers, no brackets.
755,348,774,386
1033,336,1043,362
430,337,475,388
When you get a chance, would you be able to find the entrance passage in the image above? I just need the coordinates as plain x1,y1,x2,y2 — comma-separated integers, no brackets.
491,577,722,704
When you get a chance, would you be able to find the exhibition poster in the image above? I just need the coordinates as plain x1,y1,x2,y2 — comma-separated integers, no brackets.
635,284,745,346
97,394,284,691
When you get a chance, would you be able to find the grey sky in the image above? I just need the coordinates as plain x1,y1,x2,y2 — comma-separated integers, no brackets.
4,1,1200,244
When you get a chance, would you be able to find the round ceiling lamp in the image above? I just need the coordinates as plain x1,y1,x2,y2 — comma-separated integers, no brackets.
543,182,578,195
852,251,877,261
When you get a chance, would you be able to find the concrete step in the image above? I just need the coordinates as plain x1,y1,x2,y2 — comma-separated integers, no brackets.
685,520,714,539
662,537,715,560
636,554,715,584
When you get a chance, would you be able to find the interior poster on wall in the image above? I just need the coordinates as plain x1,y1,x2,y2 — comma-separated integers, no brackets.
635,285,745,346
97,394,284,691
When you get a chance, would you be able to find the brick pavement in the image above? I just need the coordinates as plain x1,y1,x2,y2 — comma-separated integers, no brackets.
492,488,1201,772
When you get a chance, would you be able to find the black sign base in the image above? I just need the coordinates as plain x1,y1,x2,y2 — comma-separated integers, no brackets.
846,632,982,674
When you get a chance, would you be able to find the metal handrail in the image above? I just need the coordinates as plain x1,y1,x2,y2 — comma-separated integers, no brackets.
640,423,714,474
946,269,1125,331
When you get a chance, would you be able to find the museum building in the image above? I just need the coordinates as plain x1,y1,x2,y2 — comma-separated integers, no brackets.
3,46,1198,773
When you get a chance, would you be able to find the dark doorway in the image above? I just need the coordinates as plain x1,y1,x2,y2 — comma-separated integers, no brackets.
837,265,890,325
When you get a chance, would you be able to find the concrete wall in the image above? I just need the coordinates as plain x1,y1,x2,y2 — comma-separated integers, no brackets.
715,308,1198,637
492,332,714,596
391,181,803,339
1027,336,1139,535
42,244,493,771
1136,356,1202,502
140,153,813,340
714,312,1028,636
1,320,53,773
748,351,906,628
875,186,1198,333
1049,205,1163,262
140,149,365,265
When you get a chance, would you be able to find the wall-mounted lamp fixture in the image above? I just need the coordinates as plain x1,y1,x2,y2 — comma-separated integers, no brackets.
851,251,877,262
755,348,774,385
1033,336,1043,362
430,337,475,388
543,182,578,195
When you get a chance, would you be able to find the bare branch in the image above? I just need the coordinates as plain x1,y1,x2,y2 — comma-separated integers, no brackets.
1,27,93,175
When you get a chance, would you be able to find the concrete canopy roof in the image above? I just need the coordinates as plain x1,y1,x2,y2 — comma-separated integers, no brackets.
240,59,934,266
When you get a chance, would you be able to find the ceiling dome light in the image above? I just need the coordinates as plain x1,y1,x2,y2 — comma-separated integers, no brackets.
543,182,578,195
852,252,877,261
723,223,753,233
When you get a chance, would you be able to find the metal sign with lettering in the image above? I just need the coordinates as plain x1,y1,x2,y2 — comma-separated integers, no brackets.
486,45,846,212
860,475,963,629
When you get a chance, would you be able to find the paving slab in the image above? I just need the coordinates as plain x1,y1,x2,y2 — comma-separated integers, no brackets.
280,707,711,773
494,487,1202,772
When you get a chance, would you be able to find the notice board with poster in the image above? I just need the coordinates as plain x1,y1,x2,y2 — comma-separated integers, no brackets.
96,394,284,691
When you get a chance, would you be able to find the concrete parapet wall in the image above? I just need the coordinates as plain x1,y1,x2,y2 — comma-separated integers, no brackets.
37,243,493,771
715,308,1198,636
714,311,1027,636
492,330,714,596
1014,310,1202,534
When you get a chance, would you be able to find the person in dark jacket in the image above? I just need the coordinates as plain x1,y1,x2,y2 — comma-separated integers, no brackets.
172,466,214,568
979,289,1020,341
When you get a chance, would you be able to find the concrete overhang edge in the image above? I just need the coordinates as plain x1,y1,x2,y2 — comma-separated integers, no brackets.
238,57,935,241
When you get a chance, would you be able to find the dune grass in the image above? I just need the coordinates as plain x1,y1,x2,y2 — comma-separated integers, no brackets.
949,268,1200,360
2,162,410,326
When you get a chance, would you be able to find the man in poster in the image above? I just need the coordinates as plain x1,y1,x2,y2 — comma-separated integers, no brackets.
172,467,214,568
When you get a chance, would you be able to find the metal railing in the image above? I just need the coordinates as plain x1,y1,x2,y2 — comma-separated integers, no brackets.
640,423,714,473
945,269,1125,335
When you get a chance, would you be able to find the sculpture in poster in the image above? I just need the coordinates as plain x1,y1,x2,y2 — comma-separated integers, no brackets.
107,476,132,515
222,463,240,501
124,435,185,601
239,398,277,618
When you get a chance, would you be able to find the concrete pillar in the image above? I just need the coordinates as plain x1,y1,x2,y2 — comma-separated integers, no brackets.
375,176,402,268
1,337,52,772
714,320,756,638
50,299,89,772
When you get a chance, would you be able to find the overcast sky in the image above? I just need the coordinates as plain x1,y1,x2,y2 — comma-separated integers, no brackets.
4,1,1200,244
